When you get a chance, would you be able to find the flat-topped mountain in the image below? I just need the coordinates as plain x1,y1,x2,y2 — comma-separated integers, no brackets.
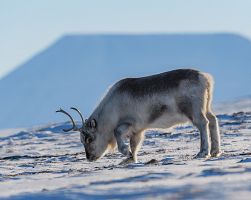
0,33,250,129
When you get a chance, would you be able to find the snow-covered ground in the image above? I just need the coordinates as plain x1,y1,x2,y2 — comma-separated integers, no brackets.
0,112,251,199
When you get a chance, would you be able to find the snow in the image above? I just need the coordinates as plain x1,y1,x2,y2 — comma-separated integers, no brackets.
215,96,251,114
0,112,250,199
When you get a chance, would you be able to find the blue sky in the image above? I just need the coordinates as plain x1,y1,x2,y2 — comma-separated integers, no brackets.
1,0,251,78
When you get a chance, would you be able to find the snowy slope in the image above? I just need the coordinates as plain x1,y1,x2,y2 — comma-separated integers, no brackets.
0,33,251,129
0,112,250,199
215,95,251,114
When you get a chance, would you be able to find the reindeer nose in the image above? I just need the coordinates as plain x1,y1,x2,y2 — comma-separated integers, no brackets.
86,152,96,162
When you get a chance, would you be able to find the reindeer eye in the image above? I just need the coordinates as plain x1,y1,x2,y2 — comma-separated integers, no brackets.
85,136,93,144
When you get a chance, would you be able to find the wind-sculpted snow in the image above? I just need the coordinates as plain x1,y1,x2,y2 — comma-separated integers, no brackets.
0,112,251,199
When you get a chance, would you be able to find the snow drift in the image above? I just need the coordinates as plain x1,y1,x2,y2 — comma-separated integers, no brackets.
0,112,251,199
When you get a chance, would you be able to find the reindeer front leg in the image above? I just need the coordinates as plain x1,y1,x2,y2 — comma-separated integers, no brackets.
114,124,132,156
130,131,144,163
114,122,144,164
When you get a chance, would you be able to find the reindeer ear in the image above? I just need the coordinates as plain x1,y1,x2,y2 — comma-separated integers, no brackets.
90,119,97,129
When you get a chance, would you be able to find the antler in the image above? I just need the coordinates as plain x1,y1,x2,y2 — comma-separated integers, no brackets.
70,107,85,128
56,108,80,132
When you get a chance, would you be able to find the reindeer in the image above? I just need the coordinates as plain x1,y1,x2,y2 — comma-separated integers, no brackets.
57,69,221,164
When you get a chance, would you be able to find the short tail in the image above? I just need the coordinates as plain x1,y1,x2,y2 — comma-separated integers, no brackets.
202,72,214,111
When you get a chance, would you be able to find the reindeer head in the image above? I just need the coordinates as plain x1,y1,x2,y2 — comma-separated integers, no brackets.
56,107,109,162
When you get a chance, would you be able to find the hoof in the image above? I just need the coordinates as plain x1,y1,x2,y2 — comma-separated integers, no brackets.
211,150,222,157
119,157,135,165
195,151,211,159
